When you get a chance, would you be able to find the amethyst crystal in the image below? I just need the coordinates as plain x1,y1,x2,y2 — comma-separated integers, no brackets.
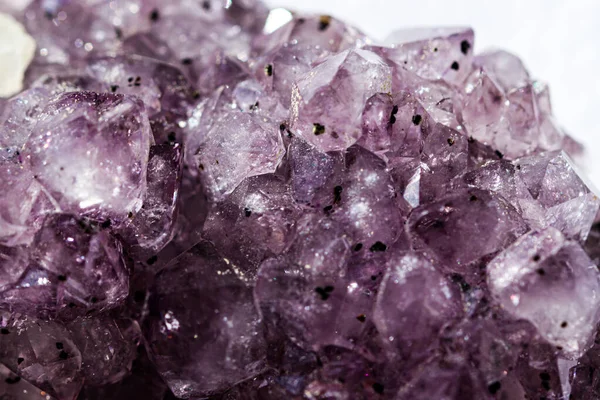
0,1,598,399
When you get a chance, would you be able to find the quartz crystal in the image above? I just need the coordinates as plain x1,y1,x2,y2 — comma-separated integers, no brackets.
487,228,600,358
0,13,35,97
0,1,598,399
24,91,151,220
145,241,267,398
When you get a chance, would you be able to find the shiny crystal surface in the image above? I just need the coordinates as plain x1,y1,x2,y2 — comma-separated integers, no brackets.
0,1,598,399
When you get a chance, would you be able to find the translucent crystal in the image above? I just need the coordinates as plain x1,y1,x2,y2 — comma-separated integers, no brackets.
290,49,392,152
24,91,151,220
487,228,600,358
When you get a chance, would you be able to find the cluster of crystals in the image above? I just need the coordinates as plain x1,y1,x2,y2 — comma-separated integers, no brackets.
0,1,599,399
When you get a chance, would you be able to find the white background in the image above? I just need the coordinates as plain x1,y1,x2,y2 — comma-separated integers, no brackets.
266,0,600,188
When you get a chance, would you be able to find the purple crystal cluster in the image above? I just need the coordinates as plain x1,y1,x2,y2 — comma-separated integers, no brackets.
1,1,599,399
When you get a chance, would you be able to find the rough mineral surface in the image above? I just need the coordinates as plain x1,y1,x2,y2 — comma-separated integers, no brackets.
0,2,598,399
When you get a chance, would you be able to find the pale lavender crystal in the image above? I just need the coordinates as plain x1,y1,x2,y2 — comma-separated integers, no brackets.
408,188,528,271
487,228,600,358
0,214,128,319
255,255,377,356
24,91,151,220
145,241,267,398
0,157,58,246
116,144,183,258
290,49,392,152
329,146,406,248
84,56,197,120
1,1,600,398
203,174,301,271
23,0,121,65
287,213,351,275
0,87,54,149
254,14,367,108
374,252,463,362
288,136,336,204
515,150,599,241
191,107,285,201
374,27,475,85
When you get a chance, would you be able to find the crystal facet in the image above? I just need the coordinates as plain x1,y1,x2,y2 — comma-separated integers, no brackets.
0,1,598,399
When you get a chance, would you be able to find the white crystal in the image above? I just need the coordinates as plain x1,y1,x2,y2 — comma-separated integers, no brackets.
0,12,36,98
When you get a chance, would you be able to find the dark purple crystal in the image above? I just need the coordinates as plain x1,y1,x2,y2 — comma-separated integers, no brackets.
0,1,597,399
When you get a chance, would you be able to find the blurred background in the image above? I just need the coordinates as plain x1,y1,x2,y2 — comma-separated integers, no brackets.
267,0,600,188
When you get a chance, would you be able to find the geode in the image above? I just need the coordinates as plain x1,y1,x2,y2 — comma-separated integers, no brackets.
0,1,598,399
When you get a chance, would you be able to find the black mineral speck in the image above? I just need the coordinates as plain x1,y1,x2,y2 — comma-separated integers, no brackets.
264,64,273,76
323,205,333,214
451,61,460,70
533,254,541,262
181,58,193,65
57,275,67,282
313,123,325,135
59,350,69,360
495,150,504,159
373,383,384,394
356,314,366,323
412,114,422,125
147,255,158,265
370,241,387,252
0,328,9,335
101,219,111,229
110,85,119,93
447,137,455,146
17,357,24,365
333,186,343,204
134,290,145,303
542,380,551,391
318,15,332,31
389,105,399,125
561,321,568,328
149,9,160,22
488,381,501,394
537,268,546,276
353,243,363,252
244,207,252,217
460,40,471,55
56,342,64,350
315,286,334,300
5,376,21,384
469,195,478,202
202,0,211,10
540,372,551,381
